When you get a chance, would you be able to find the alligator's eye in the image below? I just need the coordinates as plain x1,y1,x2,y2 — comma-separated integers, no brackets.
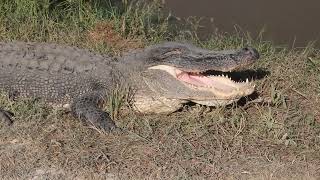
242,47,260,59
163,49,182,57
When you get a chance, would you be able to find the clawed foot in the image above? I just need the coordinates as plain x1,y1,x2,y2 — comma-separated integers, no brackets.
85,111,119,133
0,109,14,125
70,92,123,134
73,106,122,134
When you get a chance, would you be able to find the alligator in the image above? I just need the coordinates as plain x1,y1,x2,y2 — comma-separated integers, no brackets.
0,41,259,132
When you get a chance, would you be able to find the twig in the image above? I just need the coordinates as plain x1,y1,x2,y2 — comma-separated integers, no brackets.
291,88,308,99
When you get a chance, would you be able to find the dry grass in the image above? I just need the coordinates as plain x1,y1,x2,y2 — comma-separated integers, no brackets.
87,22,144,55
1,0,320,179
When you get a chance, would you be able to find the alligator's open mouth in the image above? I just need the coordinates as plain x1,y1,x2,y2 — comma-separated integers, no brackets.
149,65,255,104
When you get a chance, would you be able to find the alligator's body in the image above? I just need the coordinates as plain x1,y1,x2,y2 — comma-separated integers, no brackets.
0,41,259,131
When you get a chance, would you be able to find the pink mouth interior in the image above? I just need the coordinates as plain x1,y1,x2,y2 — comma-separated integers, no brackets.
148,65,252,95
177,72,235,92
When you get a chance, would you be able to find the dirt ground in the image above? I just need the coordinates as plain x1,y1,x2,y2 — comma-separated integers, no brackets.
1,46,320,179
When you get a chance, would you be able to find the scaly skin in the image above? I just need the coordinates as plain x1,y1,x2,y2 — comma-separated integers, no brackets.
0,41,260,132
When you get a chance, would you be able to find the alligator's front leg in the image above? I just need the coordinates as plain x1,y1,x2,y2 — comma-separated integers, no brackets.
70,91,118,132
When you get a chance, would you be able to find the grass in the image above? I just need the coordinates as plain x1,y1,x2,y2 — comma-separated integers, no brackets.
1,0,320,179
0,0,171,53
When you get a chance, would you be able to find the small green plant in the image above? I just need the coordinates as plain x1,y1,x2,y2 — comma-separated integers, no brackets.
106,85,129,120
270,83,286,108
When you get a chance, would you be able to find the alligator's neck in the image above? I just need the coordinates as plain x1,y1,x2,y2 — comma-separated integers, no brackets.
107,55,144,89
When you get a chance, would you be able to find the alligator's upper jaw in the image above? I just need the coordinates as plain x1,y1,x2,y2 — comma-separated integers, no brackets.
149,65,255,106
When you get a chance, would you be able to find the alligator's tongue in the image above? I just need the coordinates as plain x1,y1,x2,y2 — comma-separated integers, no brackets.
177,72,235,93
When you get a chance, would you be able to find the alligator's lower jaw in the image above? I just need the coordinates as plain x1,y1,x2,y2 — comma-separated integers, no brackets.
148,65,255,104
192,98,241,106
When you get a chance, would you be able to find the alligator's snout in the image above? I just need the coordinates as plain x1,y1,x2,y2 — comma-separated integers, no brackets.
242,46,260,60
141,42,261,72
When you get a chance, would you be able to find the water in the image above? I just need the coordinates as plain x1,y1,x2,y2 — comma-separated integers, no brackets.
165,0,320,48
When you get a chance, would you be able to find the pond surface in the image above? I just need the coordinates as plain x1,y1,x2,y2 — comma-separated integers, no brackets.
165,0,320,48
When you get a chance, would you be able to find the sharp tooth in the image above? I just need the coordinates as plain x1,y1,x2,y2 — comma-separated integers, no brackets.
246,78,249,83
226,74,229,78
